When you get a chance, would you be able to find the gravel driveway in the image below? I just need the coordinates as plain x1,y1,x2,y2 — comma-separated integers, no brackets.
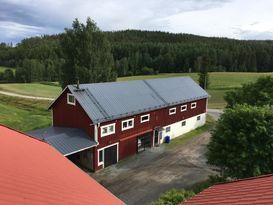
90,131,216,205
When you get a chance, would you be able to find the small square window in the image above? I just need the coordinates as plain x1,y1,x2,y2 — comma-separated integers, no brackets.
182,121,186,126
67,93,75,105
181,105,187,112
197,116,201,121
100,123,115,137
141,114,150,123
191,102,197,109
169,108,176,115
166,126,171,132
122,118,134,131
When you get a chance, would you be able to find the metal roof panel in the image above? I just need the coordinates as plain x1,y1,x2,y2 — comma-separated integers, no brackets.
27,127,97,156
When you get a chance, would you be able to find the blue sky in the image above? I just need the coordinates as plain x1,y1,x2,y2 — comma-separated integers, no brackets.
1,0,273,43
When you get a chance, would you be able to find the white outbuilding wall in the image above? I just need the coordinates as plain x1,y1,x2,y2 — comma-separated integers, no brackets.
160,113,206,143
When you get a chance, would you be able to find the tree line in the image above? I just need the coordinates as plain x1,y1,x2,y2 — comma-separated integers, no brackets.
1,19,273,84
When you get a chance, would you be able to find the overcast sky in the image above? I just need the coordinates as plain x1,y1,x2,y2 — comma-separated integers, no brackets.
1,0,273,43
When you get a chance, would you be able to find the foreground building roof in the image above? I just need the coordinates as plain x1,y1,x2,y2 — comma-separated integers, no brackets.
27,126,97,156
183,174,273,205
49,77,208,124
0,125,124,205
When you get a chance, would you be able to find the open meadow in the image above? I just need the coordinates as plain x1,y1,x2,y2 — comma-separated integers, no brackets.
1,72,272,131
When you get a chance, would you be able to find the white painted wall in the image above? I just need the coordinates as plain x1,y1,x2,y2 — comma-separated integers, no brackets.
160,113,206,143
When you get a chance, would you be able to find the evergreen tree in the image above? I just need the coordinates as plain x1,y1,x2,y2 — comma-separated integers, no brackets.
198,54,210,89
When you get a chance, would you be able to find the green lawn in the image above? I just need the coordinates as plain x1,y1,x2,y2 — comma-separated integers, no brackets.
165,114,215,149
0,72,272,123
0,94,51,131
0,83,62,98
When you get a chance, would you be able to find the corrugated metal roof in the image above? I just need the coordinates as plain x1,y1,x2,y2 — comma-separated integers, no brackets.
0,125,124,205
27,127,97,156
183,174,273,205
67,77,208,124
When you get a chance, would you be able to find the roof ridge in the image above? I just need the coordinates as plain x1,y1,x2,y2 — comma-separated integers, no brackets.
84,88,110,119
143,79,168,105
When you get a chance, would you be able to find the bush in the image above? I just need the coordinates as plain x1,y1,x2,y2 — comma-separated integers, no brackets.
151,189,194,205
141,67,154,75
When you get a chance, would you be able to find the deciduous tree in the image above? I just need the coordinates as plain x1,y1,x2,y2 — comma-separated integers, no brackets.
207,105,273,178
60,18,116,88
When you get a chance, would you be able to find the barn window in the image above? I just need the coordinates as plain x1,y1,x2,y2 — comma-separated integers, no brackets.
67,93,76,105
166,126,171,132
181,104,187,112
141,114,150,123
182,121,186,126
191,102,197,109
169,107,176,115
197,116,201,121
100,123,115,137
122,118,134,131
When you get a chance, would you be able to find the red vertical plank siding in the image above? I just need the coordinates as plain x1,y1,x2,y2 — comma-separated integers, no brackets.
52,89,95,140
52,89,207,171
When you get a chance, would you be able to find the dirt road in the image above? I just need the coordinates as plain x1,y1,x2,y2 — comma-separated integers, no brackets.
91,131,216,205
0,90,54,101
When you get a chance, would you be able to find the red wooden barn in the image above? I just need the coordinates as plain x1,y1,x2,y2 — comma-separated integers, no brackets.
28,77,208,171
0,125,124,205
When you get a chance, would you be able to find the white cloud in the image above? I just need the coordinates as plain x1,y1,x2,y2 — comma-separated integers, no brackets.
0,0,273,42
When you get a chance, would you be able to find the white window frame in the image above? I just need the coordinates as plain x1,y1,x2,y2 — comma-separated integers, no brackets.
98,149,104,166
181,104,187,112
100,123,115,137
97,143,119,168
140,114,150,123
169,107,176,115
122,118,134,131
67,93,76,105
191,102,197,109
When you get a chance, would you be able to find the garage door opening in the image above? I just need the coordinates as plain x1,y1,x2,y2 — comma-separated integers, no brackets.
67,148,94,171
137,132,152,153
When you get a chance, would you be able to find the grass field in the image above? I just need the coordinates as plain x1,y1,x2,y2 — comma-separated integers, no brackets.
0,94,51,131
0,72,272,108
1,72,272,131
0,83,62,98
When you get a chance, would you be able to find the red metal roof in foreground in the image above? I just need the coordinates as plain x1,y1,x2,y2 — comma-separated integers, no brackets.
183,174,273,205
0,125,124,205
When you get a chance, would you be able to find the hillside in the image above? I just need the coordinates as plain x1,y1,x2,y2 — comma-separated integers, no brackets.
1,30,273,84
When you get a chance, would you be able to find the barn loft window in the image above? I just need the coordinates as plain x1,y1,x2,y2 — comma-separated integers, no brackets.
141,114,150,123
169,107,176,115
181,104,187,112
100,123,115,137
191,102,197,109
122,118,134,131
67,93,76,105
182,121,186,126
